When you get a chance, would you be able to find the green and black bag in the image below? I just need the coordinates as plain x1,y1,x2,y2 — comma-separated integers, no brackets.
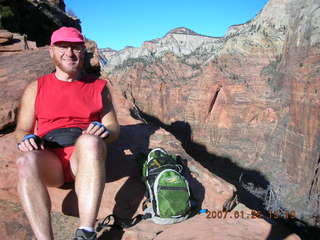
142,148,192,224
96,148,193,232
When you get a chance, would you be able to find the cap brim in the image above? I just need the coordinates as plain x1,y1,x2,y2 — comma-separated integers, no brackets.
51,38,85,45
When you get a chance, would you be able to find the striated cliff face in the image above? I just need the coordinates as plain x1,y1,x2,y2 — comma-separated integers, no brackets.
100,0,320,228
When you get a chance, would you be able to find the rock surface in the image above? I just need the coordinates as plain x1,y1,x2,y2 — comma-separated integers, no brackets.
0,30,13,44
0,30,37,56
0,47,54,130
100,0,320,228
0,199,79,240
0,200,302,240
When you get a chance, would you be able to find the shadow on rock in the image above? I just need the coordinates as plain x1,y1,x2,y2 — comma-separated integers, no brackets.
61,123,157,238
98,227,124,240
132,110,306,239
135,111,269,209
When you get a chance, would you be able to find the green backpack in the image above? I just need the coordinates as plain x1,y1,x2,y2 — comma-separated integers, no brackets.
95,148,194,232
142,148,192,224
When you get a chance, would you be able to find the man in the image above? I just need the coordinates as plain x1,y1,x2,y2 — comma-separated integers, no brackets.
15,27,120,240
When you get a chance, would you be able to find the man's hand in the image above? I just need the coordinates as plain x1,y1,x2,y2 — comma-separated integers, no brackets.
17,134,44,152
83,121,110,139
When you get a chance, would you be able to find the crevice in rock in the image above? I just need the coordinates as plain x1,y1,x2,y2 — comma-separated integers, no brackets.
0,124,16,136
129,104,148,124
309,154,320,196
207,86,221,114
308,153,320,226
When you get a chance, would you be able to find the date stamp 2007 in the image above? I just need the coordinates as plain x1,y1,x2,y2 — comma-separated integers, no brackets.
200,209,296,220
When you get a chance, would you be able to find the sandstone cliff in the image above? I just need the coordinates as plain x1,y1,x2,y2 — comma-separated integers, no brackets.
100,0,320,230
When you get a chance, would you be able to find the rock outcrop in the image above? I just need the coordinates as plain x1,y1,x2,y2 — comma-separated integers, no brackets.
100,0,320,229
0,47,54,130
0,30,37,56
0,0,80,46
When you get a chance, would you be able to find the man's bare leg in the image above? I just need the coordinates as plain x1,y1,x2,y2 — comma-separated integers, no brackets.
70,134,106,229
16,150,65,240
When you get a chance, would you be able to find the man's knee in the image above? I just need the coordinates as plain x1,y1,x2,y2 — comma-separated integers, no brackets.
76,134,106,153
16,152,42,179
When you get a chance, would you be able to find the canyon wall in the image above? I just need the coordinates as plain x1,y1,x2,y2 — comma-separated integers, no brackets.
100,0,320,227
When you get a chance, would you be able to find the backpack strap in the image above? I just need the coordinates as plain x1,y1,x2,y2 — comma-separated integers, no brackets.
96,213,150,232
96,199,152,231
142,163,183,181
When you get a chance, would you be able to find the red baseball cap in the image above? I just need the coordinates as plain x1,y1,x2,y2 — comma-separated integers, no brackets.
50,27,85,45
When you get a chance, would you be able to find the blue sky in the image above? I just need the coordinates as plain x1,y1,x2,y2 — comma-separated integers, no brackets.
64,0,269,50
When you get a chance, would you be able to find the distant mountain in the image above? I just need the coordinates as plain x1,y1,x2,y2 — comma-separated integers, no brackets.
166,27,201,36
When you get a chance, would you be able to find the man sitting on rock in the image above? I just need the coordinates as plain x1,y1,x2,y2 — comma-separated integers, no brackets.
15,26,120,240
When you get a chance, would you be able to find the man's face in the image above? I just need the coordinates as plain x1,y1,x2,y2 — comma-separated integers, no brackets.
50,42,85,75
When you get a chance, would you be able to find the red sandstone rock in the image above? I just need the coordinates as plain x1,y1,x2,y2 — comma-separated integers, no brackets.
2,0,80,47
0,200,34,240
0,40,37,53
0,31,13,39
154,214,301,240
85,40,100,71
0,32,37,55
0,199,82,240
0,133,21,203
0,47,54,130
95,204,302,240
0,30,13,44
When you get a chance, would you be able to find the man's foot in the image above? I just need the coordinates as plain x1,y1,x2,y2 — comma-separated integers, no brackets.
74,229,97,240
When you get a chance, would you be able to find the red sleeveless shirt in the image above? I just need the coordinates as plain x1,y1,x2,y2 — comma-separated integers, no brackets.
35,73,107,137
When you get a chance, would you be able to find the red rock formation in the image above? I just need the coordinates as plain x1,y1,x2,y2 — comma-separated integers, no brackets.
0,0,80,46
0,31,13,44
100,0,320,228
0,30,37,56
84,39,101,74
0,47,54,130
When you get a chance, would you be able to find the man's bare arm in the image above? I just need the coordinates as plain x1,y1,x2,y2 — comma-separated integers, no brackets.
100,85,120,143
15,81,40,151
83,84,120,143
